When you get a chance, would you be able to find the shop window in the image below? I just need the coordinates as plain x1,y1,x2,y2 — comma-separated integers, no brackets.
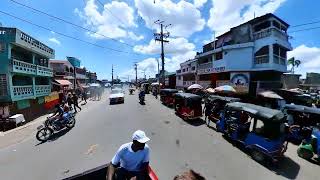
215,51,223,61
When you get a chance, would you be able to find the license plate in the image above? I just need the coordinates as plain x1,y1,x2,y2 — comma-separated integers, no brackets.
37,125,44,130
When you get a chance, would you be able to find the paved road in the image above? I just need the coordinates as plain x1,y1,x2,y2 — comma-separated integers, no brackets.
0,88,319,180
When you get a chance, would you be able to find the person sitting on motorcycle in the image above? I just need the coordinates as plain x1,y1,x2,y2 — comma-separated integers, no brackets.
107,130,150,180
50,104,64,120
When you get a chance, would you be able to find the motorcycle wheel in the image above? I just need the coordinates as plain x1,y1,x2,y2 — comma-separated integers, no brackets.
36,127,53,142
65,117,76,129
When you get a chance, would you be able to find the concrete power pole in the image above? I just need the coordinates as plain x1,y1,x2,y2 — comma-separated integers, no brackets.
134,63,138,87
111,64,114,86
154,20,170,86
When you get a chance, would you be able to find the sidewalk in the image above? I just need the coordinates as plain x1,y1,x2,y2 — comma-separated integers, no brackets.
0,96,106,149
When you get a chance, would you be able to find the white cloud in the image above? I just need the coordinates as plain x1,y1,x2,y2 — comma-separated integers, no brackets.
75,0,140,40
288,44,320,77
193,0,208,8
135,0,205,37
207,0,286,36
49,38,61,45
133,37,195,55
128,32,144,41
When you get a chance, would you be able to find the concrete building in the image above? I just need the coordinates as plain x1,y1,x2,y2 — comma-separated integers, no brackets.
177,13,292,94
0,27,54,121
176,59,197,89
300,72,320,92
87,71,97,84
49,60,74,92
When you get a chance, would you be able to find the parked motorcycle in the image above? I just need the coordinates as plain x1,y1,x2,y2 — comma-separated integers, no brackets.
36,112,76,142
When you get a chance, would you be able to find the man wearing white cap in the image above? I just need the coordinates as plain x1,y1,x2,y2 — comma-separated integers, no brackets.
107,130,150,180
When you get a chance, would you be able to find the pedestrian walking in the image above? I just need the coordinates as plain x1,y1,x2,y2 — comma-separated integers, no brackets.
203,101,213,126
72,93,82,112
82,90,87,104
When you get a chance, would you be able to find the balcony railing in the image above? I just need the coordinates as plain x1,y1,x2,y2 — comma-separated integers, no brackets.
35,85,51,97
11,85,34,100
12,59,37,75
12,59,53,77
253,27,288,41
254,55,269,64
198,62,213,70
37,66,53,77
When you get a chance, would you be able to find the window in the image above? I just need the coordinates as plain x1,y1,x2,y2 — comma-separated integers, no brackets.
255,46,269,64
191,66,195,71
215,51,223,60
0,74,7,96
182,69,185,72
178,76,181,80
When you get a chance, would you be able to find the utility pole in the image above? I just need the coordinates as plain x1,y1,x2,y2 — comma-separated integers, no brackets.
134,63,138,87
111,64,114,86
154,20,170,86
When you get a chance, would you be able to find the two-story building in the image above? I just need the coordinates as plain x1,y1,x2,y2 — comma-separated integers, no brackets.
176,58,198,89
49,60,74,92
178,13,292,94
0,27,54,121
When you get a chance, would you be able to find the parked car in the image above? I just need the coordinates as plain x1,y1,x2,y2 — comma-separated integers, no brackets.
109,89,124,104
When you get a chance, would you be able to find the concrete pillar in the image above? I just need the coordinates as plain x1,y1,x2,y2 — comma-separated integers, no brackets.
32,76,36,97
269,44,273,64
32,53,35,64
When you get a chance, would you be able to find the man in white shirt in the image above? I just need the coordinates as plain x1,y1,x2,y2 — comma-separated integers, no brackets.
107,130,150,180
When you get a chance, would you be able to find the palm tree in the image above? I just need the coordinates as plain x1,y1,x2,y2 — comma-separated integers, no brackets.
287,57,301,74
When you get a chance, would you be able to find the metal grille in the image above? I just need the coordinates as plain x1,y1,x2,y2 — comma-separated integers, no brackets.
0,74,8,96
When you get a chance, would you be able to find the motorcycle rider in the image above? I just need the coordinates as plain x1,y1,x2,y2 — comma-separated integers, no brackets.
139,89,145,102
50,103,69,128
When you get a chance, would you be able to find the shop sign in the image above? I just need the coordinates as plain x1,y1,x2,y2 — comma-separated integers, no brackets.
198,68,213,75
212,66,225,73
230,72,250,94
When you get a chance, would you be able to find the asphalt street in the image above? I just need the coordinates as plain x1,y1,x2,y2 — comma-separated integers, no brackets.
0,87,319,180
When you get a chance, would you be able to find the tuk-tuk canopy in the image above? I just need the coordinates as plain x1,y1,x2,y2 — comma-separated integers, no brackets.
284,104,320,115
174,93,202,101
160,89,179,95
226,102,285,121
207,95,240,103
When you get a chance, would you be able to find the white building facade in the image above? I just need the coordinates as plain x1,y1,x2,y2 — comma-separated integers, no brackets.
177,13,292,94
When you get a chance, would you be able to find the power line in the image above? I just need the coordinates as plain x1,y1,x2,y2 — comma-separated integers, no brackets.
8,0,136,48
289,26,320,33
291,20,320,28
0,10,143,55
95,0,128,28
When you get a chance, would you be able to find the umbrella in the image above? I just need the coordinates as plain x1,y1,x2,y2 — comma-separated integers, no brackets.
151,82,162,86
206,88,216,93
258,90,283,100
214,85,236,93
187,84,203,90
90,83,101,87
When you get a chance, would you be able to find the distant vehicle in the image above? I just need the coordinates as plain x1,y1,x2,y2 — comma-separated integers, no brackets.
109,88,124,104
160,89,178,107
111,84,123,90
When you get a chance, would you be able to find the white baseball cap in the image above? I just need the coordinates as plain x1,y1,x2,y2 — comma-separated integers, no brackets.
132,130,150,143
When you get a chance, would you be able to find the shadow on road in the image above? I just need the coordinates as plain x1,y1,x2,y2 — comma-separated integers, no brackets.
35,128,72,146
184,118,205,126
221,135,300,179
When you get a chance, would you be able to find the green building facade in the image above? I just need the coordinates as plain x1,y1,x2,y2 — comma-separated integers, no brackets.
0,27,55,120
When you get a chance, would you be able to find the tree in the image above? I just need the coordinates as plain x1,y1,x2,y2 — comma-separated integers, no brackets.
287,57,301,74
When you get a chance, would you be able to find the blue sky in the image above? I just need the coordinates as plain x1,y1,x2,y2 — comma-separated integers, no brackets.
1,0,320,80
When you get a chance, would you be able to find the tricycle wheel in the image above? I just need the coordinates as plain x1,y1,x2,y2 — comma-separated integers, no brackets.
251,149,265,163
297,147,313,160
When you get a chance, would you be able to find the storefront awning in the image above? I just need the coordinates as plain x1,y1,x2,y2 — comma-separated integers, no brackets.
53,79,72,86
